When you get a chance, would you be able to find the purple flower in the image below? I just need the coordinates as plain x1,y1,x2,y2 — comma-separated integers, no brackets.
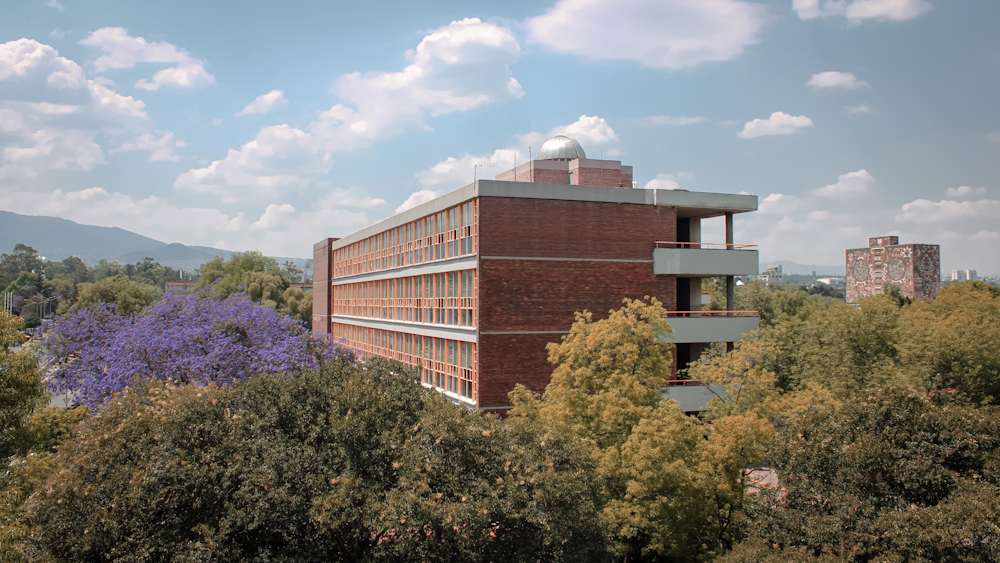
43,288,346,408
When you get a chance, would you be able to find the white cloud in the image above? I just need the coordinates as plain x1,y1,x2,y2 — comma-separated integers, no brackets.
49,28,70,38
0,39,152,181
845,104,873,115
79,27,215,90
971,230,1000,242
236,90,288,116
845,0,932,22
109,131,187,162
396,189,447,213
793,0,932,23
896,198,1000,223
415,114,621,188
641,115,709,126
808,71,869,89
174,124,328,201
644,172,695,190
206,118,222,127
548,114,619,149
757,192,802,215
134,63,214,91
415,148,518,187
737,112,814,139
526,0,767,70
0,186,375,257
814,169,874,197
176,18,523,199
985,132,1000,144
644,174,680,190
946,186,987,199
46,0,64,12
793,0,847,19
320,186,388,208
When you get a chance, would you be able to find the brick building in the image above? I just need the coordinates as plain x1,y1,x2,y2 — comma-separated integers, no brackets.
313,135,760,412
846,236,940,303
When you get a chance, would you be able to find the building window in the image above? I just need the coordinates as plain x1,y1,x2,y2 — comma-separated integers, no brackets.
331,323,478,403
331,200,477,279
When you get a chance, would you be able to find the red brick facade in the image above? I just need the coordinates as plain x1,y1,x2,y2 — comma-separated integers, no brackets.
473,197,678,408
846,236,940,302
312,147,755,411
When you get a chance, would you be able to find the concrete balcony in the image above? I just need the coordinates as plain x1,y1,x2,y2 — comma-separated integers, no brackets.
662,381,722,413
653,242,758,277
665,312,759,343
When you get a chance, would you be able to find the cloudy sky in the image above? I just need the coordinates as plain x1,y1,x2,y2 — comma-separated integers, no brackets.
1,0,998,273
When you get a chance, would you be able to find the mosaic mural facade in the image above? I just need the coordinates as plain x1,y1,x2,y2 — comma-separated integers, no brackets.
846,237,940,303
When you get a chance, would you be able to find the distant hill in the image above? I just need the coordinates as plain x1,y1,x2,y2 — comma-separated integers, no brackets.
0,210,162,264
762,260,844,276
0,210,310,275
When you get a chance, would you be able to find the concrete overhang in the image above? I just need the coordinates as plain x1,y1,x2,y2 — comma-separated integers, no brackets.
653,248,759,277
666,316,759,343
663,384,723,413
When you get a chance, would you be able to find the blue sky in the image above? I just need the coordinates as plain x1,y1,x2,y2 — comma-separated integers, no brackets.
1,0,998,274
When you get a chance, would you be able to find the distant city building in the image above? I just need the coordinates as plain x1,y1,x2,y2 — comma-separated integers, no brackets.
759,264,782,286
846,236,940,303
165,281,196,294
815,277,846,289
951,269,978,282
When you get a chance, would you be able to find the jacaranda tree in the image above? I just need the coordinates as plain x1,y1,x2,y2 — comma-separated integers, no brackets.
42,288,338,408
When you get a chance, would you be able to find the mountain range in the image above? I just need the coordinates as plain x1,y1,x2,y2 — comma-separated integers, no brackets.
0,210,311,274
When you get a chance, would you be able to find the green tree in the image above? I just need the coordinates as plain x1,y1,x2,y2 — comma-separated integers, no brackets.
279,286,313,329
0,244,43,288
282,260,304,282
68,274,160,315
194,250,285,299
898,280,1000,405
726,387,1000,563
24,358,607,562
734,280,774,326
0,311,47,458
42,255,91,286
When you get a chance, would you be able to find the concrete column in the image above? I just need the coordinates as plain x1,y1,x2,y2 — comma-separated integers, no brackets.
726,212,735,352
689,277,703,317
689,218,701,249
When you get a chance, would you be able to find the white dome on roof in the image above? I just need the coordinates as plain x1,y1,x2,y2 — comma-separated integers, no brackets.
537,135,586,160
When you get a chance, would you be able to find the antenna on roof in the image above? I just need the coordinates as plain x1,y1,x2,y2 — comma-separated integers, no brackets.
474,162,494,182
528,120,532,182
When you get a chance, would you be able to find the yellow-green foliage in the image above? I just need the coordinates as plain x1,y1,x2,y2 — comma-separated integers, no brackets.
512,297,778,561
0,312,46,456
898,281,1000,404
70,274,160,315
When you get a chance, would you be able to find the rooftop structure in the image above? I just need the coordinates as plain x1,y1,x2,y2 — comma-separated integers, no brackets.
313,136,761,412
760,264,782,286
846,236,940,302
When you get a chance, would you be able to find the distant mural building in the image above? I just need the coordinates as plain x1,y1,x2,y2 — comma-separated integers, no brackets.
846,236,940,303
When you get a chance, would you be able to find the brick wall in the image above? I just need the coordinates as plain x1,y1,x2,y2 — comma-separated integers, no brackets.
478,197,677,261
312,238,338,334
574,164,624,188
476,197,678,408
512,168,569,184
